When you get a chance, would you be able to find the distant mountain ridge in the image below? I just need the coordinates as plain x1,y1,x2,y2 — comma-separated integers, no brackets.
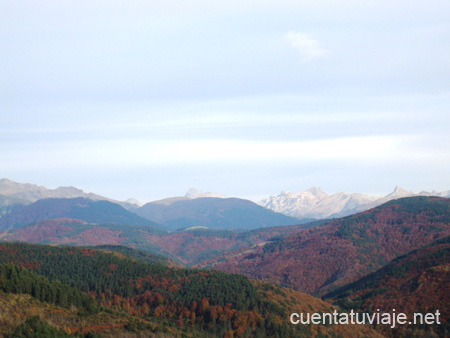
0,180,306,232
0,197,159,230
259,185,450,219
0,178,139,209
3,178,450,222
135,197,304,231
147,188,227,207
0,194,30,217
185,187,227,198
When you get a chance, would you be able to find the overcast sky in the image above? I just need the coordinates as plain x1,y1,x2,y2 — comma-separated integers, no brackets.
1,0,450,203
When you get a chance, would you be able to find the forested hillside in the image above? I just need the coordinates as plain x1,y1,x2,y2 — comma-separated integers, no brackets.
205,197,450,294
324,235,450,338
0,218,320,266
0,242,381,338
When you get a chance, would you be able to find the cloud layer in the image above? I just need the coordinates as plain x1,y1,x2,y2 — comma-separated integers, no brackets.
1,1,450,201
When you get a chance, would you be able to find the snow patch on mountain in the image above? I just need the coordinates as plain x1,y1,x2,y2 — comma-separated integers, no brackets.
125,198,142,206
185,188,227,199
259,186,448,219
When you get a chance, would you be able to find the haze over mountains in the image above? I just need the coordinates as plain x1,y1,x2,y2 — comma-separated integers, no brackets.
2,178,449,223
135,197,302,231
0,179,225,207
0,197,159,231
0,179,302,232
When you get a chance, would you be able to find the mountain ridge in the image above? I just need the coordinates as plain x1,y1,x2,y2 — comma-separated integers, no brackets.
324,234,450,337
135,197,304,231
0,197,159,230
0,178,139,209
3,178,450,222
259,185,450,219
202,196,450,295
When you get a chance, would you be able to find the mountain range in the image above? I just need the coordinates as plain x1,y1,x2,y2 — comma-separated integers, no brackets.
0,178,449,337
0,178,139,209
3,178,450,222
0,179,304,231
203,196,450,295
259,185,450,219
135,196,304,231
0,197,158,230
6,193,448,300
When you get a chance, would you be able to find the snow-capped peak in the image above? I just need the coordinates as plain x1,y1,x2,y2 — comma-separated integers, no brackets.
305,186,328,198
185,188,227,199
125,198,141,206
259,186,428,220
386,185,413,197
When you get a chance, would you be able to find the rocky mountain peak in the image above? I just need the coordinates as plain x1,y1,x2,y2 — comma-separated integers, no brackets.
185,188,226,199
386,185,413,197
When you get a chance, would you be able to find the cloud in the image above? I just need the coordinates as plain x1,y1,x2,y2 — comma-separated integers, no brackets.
283,31,329,62
1,134,407,173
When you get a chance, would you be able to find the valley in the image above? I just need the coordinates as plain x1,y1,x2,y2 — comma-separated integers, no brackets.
0,179,449,337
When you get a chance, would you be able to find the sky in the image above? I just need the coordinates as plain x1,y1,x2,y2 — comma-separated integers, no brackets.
1,0,450,203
